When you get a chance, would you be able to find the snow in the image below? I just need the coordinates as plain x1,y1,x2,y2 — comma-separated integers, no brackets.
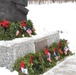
0,38,33,47
0,2,76,75
0,67,18,75
27,2,76,53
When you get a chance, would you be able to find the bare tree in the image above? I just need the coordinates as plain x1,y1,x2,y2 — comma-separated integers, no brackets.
28,0,76,4
52,0,55,3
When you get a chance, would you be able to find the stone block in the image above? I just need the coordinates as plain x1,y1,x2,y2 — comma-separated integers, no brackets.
0,31,60,70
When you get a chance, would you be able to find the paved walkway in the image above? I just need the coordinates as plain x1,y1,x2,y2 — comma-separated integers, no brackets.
43,54,76,75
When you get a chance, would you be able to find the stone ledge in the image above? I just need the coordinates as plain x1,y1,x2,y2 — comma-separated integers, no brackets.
0,31,60,70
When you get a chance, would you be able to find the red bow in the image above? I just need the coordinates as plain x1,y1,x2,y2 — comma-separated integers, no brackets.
44,48,49,55
20,61,25,69
53,48,57,52
20,21,26,28
0,19,9,28
58,42,61,48
29,55,33,65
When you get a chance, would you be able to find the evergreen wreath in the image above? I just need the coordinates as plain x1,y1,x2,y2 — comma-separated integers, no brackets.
0,19,36,40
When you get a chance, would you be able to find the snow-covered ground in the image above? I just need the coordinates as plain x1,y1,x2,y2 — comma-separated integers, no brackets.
0,2,76,75
27,2,76,53
0,67,18,75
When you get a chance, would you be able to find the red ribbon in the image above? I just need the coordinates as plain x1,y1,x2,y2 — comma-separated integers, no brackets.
53,48,57,52
44,48,49,55
20,61,25,69
29,55,33,65
58,42,61,48
20,20,26,28
0,19,9,28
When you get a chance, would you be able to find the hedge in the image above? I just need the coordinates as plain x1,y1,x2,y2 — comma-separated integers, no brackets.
0,19,36,40
13,39,73,75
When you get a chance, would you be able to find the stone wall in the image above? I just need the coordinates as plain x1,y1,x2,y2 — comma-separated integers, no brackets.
34,32,60,51
0,38,35,70
0,31,60,70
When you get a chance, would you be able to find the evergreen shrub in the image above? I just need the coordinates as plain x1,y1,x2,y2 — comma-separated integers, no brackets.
0,19,36,40
13,39,73,75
